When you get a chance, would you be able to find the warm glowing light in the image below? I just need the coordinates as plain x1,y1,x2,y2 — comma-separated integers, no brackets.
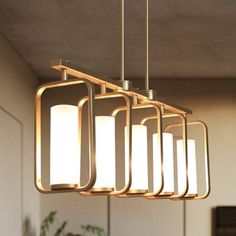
50,105,80,188
177,139,197,196
125,125,148,193
93,116,116,191
153,133,174,194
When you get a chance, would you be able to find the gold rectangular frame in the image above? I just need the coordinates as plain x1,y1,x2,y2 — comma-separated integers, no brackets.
165,120,210,200
35,78,97,193
76,92,133,196
109,102,164,198
142,113,189,200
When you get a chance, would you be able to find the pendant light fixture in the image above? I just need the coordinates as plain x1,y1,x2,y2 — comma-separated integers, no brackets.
35,0,211,200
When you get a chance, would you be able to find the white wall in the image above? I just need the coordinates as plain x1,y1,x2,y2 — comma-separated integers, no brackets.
0,34,39,235
0,108,22,235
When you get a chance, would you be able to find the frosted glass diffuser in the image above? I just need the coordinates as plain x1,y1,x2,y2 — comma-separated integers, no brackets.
125,125,148,193
92,116,116,192
50,104,80,189
153,132,174,194
177,139,198,196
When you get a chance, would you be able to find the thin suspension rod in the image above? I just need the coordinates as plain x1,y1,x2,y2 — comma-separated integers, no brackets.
145,0,150,90
121,0,125,81
107,196,111,236
61,69,68,81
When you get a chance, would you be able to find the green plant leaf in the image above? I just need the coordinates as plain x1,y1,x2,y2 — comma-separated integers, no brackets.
81,225,107,236
40,211,57,236
54,221,68,236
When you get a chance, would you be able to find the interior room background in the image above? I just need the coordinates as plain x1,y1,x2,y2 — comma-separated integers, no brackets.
0,31,235,235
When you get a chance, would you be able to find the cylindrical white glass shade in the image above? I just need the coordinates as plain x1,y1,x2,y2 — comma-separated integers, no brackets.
93,116,116,191
177,139,198,196
153,133,174,194
125,125,148,193
50,105,80,189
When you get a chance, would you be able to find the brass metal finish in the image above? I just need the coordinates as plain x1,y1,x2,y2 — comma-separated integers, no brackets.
142,113,189,200
35,78,96,193
100,83,107,94
126,190,148,195
50,59,192,115
165,120,211,200
147,192,175,200
184,194,198,198
77,92,133,197
90,188,115,193
61,69,68,81
35,61,210,201
113,102,164,198
51,184,78,190
160,192,175,196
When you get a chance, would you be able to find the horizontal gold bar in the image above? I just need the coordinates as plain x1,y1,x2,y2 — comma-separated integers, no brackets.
126,190,148,195
50,59,192,115
50,184,78,190
90,188,115,193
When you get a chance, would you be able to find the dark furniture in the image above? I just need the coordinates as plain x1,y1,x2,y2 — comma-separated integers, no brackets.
213,207,236,236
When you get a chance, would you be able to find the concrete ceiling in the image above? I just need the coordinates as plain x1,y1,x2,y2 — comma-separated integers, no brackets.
0,0,236,81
